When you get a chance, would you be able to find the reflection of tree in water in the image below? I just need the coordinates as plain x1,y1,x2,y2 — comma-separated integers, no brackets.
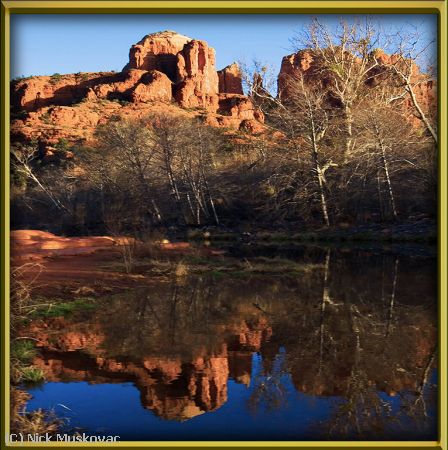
247,349,290,414
322,346,436,440
311,254,437,440
321,303,398,439
97,275,271,360
228,248,437,439
30,247,436,437
397,350,437,435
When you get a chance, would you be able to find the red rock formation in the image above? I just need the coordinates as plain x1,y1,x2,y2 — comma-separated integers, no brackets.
10,31,266,151
12,69,172,113
218,63,244,95
367,50,437,128
124,30,192,81
130,70,172,103
218,94,263,121
11,100,191,151
10,229,129,264
277,50,320,100
174,40,220,109
11,72,118,112
90,69,144,100
239,119,265,134
277,48,437,131
210,94,265,131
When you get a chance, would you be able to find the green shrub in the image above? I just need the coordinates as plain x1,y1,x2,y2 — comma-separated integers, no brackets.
40,111,52,124
31,297,97,319
49,73,63,84
54,138,70,151
76,72,89,82
21,367,45,383
11,340,36,365
12,75,33,82
11,109,28,121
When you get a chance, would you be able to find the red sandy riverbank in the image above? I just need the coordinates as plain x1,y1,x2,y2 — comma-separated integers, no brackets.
10,230,200,297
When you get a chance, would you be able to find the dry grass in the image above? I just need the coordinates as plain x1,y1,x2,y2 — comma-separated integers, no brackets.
10,388,62,437
11,262,44,331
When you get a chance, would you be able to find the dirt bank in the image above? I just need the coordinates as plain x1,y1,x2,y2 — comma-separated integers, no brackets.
11,230,160,297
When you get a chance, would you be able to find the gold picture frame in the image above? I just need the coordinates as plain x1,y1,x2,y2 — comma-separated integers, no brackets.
1,1,446,448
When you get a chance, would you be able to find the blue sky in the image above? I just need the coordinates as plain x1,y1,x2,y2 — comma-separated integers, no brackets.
11,14,437,80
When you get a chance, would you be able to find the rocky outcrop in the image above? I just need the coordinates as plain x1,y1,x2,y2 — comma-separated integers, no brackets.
277,48,437,129
12,69,173,112
11,30,264,150
370,50,437,125
218,94,263,121
218,63,243,95
130,70,172,103
124,30,191,80
12,31,436,157
174,40,220,109
11,229,119,250
277,50,315,99
210,94,264,131
11,72,118,112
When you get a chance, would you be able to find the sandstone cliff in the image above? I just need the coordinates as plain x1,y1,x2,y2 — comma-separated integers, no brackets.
124,30,192,77
218,62,244,95
11,31,264,155
11,32,436,158
277,48,437,125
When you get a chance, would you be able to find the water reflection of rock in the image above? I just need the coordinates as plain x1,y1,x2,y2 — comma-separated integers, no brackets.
28,251,436,427
33,345,263,421
31,300,271,421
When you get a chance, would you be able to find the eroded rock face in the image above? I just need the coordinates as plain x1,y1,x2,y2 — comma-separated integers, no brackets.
124,30,192,81
12,69,173,112
11,72,118,112
10,100,192,152
91,69,147,100
10,30,265,150
370,50,437,126
130,70,172,103
175,40,220,108
218,94,262,120
213,94,265,131
277,48,437,128
218,62,243,95
277,50,318,99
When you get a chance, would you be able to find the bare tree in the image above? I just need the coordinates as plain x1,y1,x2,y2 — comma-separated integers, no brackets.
149,114,222,226
83,114,223,230
291,18,384,160
89,117,162,230
269,72,336,226
11,145,69,213
380,31,437,144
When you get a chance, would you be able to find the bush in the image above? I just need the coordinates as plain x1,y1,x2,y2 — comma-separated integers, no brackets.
49,73,63,84
11,340,36,365
11,109,28,121
30,297,97,319
20,367,45,383
40,111,52,124
54,138,70,151
76,72,89,82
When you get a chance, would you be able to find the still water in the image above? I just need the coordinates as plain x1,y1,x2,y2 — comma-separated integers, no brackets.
24,245,437,441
